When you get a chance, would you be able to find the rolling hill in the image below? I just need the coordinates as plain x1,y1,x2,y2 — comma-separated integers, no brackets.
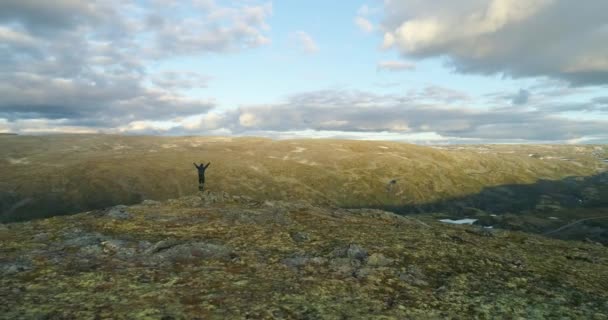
2,134,606,224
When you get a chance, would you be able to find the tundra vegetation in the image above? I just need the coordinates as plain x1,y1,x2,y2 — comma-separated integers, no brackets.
0,135,607,318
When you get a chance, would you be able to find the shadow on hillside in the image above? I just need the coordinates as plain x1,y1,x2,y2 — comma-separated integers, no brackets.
362,171,608,244
368,171,608,216
0,189,145,223
2,167,607,239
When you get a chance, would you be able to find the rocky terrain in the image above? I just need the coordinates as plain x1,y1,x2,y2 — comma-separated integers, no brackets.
1,192,608,319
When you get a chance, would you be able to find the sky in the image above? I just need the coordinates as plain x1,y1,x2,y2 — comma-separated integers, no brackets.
1,0,608,144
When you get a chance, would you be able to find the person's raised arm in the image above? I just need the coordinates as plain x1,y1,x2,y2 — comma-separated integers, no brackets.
204,162,211,169
193,163,200,169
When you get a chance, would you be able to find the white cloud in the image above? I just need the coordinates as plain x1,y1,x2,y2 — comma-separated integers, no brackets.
355,17,374,33
239,112,259,127
152,89,608,143
377,60,416,72
0,26,36,46
381,0,608,85
0,0,272,128
292,31,319,54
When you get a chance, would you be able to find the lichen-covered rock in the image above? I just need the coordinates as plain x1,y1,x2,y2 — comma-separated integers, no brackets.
101,239,137,258
367,253,393,267
144,241,235,264
289,231,310,243
143,239,182,254
141,199,161,206
329,257,360,277
106,205,132,219
282,255,309,269
32,232,50,242
1,258,33,275
330,244,368,262
63,232,107,247
346,244,368,261
79,244,103,256
1,195,607,319
398,265,429,287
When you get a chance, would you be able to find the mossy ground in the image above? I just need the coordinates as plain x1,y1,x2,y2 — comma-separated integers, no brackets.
1,193,607,319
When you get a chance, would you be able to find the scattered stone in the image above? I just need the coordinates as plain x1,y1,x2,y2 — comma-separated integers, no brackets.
106,205,132,220
146,241,234,264
102,239,128,252
200,191,232,205
354,267,373,279
144,239,181,255
282,255,309,269
347,244,368,261
330,244,369,263
330,258,361,277
102,240,137,258
64,232,107,247
348,208,406,221
290,231,310,243
263,200,277,207
66,258,100,273
141,200,161,206
138,240,153,251
281,254,328,271
32,232,51,242
399,266,429,287
79,244,103,256
367,253,393,267
1,259,33,275
308,257,328,265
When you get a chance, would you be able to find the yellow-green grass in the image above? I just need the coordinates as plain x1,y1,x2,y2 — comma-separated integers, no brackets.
1,134,606,221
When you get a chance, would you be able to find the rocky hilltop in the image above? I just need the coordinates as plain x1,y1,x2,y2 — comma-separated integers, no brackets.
2,192,607,319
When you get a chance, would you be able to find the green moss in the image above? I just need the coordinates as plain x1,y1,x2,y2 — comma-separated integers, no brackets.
1,194,607,318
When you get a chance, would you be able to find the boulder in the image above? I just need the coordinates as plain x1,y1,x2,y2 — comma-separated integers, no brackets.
367,253,393,267
106,205,132,220
1,259,33,275
289,231,310,243
145,241,235,264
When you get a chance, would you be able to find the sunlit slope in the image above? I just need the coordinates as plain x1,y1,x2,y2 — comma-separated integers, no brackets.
0,134,606,221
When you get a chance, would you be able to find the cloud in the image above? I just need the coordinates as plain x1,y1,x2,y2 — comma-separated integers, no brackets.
0,0,106,34
151,71,210,90
292,31,319,54
0,0,271,128
171,89,608,143
377,60,416,72
425,86,470,103
511,89,530,105
593,97,608,106
381,0,608,85
355,17,374,33
355,4,381,34
150,2,273,56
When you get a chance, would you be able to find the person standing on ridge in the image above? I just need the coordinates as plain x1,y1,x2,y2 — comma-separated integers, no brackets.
194,162,210,191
